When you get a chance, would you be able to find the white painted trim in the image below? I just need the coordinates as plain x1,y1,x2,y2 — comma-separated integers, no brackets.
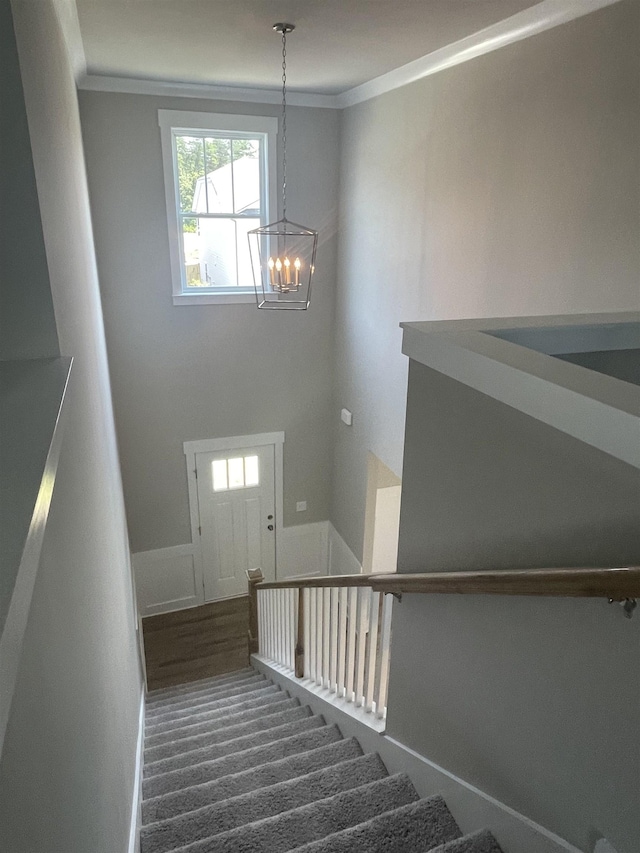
172,292,256,306
337,0,623,108
183,431,284,456
50,0,87,82
127,691,145,853
401,313,640,469
252,656,585,853
158,110,278,303
77,1,621,110
79,74,338,108
183,432,285,603
0,360,71,759
132,544,201,617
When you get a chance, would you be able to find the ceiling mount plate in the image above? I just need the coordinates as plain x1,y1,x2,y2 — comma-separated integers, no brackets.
273,23,295,35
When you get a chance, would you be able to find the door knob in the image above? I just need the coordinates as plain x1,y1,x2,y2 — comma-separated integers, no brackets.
267,515,273,520
267,524,274,531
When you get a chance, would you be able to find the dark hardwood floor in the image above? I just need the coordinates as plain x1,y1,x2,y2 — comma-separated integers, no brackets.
142,596,250,691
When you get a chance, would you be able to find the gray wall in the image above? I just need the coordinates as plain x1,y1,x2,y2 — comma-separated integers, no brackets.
388,361,640,852
331,0,640,561
79,92,339,553
0,2,143,850
0,0,58,360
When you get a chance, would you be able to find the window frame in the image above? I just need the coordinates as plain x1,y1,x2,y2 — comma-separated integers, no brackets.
158,110,278,305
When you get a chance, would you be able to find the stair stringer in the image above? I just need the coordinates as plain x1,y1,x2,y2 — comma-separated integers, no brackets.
251,655,585,853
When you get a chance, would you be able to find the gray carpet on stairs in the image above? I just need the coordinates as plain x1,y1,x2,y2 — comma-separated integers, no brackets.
145,696,299,749
141,753,388,853
146,683,281,727
145,704,312,764
140,667,503,853
143,736,361,824
147,669,256,704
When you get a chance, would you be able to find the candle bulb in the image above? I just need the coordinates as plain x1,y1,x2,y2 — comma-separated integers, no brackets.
275,257,283,290
294,257,301,288
268,257,275,287
284,257,291,286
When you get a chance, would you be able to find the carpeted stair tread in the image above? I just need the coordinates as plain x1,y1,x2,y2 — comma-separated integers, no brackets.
168,773,418,853
147,669,256,703
145,689,286,737
292,795,461,853
145,704,310,763
427,829,503,853
145,696,300,749
146,675,268,716
146,684,280,727
143,721,337,799
142,735,360,824
140,753,388,853
144,714,323,779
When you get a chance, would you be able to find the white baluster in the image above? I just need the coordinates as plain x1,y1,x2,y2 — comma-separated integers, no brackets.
288,588,295,670
309,588,317,682
303,588,310,678
322,588,331,689
329,588,339,694
315,586,323,686
277,589,284,665
365,591,381,713
354,587,369,707
375,593,393,718
345,587,357,702
337,587,348,698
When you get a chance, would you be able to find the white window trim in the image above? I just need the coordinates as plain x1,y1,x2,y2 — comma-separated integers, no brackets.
159,110,278,306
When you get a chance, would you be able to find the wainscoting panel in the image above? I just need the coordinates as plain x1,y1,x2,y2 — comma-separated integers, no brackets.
133,544,201,617
328,523,362,576
277,521,329,580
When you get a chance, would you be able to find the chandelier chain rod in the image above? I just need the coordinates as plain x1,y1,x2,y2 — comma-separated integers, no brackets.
281,28,287,220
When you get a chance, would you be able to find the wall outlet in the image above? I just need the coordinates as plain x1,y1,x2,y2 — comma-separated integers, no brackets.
296,501,307,512
341,408,353,426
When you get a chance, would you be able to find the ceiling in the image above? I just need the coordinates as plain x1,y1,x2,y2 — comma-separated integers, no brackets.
75,0,541,96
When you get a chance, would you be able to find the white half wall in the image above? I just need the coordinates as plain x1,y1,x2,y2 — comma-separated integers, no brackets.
277,522,329,581
133,544,200,617
134,521,344,616
328,523,362,576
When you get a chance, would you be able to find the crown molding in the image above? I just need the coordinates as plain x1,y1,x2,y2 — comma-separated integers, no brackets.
337,0,623,108
77,74,339,109
77,0,623,110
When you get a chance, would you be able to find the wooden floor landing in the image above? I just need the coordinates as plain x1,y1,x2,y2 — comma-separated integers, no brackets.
142,596,249,691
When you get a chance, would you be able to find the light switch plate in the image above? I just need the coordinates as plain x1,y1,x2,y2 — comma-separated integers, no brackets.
341,408,353,426
296,501,307,512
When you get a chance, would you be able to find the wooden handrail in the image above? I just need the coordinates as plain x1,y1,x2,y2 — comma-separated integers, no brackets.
256,567,640,600
257,574,378,590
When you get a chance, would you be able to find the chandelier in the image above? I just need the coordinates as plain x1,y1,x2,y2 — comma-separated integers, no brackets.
248,24,318,310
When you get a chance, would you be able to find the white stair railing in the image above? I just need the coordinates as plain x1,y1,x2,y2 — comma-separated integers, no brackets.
247,572,394,721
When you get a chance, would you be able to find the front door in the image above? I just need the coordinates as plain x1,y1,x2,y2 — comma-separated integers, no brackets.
196,444,276,600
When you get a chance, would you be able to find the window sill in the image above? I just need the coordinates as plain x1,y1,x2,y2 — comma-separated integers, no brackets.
173,292,256,306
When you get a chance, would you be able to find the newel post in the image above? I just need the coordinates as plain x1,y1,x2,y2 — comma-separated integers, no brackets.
295,587,305,678
246,568,264,655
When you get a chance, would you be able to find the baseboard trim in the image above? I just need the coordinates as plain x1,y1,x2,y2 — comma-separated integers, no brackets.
252,656,584,853
127,690,145,853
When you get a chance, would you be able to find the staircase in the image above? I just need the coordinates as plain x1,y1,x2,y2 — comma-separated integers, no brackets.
141,668,503,853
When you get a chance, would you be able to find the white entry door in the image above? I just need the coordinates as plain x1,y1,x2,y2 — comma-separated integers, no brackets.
195,444,276,601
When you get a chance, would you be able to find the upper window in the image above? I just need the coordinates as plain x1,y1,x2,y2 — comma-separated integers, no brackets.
159,111,278,305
